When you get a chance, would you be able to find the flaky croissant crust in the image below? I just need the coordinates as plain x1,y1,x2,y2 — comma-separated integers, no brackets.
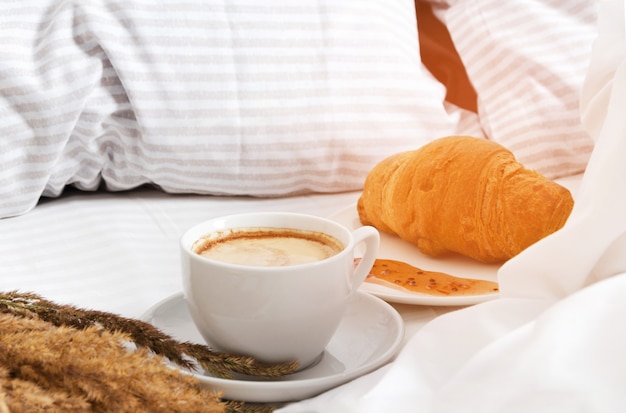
358,136,574,263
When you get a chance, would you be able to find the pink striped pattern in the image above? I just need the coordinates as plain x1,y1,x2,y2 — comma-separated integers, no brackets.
432,0,598,178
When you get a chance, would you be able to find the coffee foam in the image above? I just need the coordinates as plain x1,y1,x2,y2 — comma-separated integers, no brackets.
195,229,343,267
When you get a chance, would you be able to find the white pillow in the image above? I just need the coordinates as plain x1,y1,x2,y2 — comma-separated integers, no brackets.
0,0,459,218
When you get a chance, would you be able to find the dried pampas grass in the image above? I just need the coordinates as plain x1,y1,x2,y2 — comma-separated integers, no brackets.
0,292,293,413
0,313,224,413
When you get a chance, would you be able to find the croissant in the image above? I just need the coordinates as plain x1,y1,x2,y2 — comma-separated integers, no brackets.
357,136,574,263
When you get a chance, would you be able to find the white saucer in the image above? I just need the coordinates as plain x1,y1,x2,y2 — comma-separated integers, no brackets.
330,204,501,306
141,291,404,403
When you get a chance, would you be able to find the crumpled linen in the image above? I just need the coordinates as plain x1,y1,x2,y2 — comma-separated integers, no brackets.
278,1,626,412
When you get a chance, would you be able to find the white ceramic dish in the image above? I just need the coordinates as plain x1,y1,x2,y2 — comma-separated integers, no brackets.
330,204,501,306
141,291,404,403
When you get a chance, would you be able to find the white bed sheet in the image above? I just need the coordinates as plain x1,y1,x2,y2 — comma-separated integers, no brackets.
0,185,470,405
0,181,519,370
0,188,370,318
0,173,597,410
0,173,582,337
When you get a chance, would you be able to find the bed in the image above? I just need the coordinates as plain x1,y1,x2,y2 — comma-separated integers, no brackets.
2,0,625,412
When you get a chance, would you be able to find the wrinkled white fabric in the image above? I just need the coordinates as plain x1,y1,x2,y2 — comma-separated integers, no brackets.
278,1,626,412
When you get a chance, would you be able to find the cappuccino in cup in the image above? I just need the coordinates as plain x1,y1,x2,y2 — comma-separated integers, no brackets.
180,212,379,367
193,228,343,266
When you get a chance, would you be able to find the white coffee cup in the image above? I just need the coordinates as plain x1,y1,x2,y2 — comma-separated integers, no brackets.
180,212,379,368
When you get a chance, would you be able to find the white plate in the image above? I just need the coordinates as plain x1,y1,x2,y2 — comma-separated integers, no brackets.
141,291,404,403
330,204,501,306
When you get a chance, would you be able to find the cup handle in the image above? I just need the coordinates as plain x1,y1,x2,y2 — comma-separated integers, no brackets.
349,226,380,294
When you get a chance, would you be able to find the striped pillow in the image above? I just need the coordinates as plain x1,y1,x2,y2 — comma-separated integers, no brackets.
0,0,459,218
430,0,599,179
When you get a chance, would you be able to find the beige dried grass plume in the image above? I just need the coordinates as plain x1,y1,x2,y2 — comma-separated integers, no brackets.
0,291,296,413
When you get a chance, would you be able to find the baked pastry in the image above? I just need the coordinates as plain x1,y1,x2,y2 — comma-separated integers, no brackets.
357,136,574,263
